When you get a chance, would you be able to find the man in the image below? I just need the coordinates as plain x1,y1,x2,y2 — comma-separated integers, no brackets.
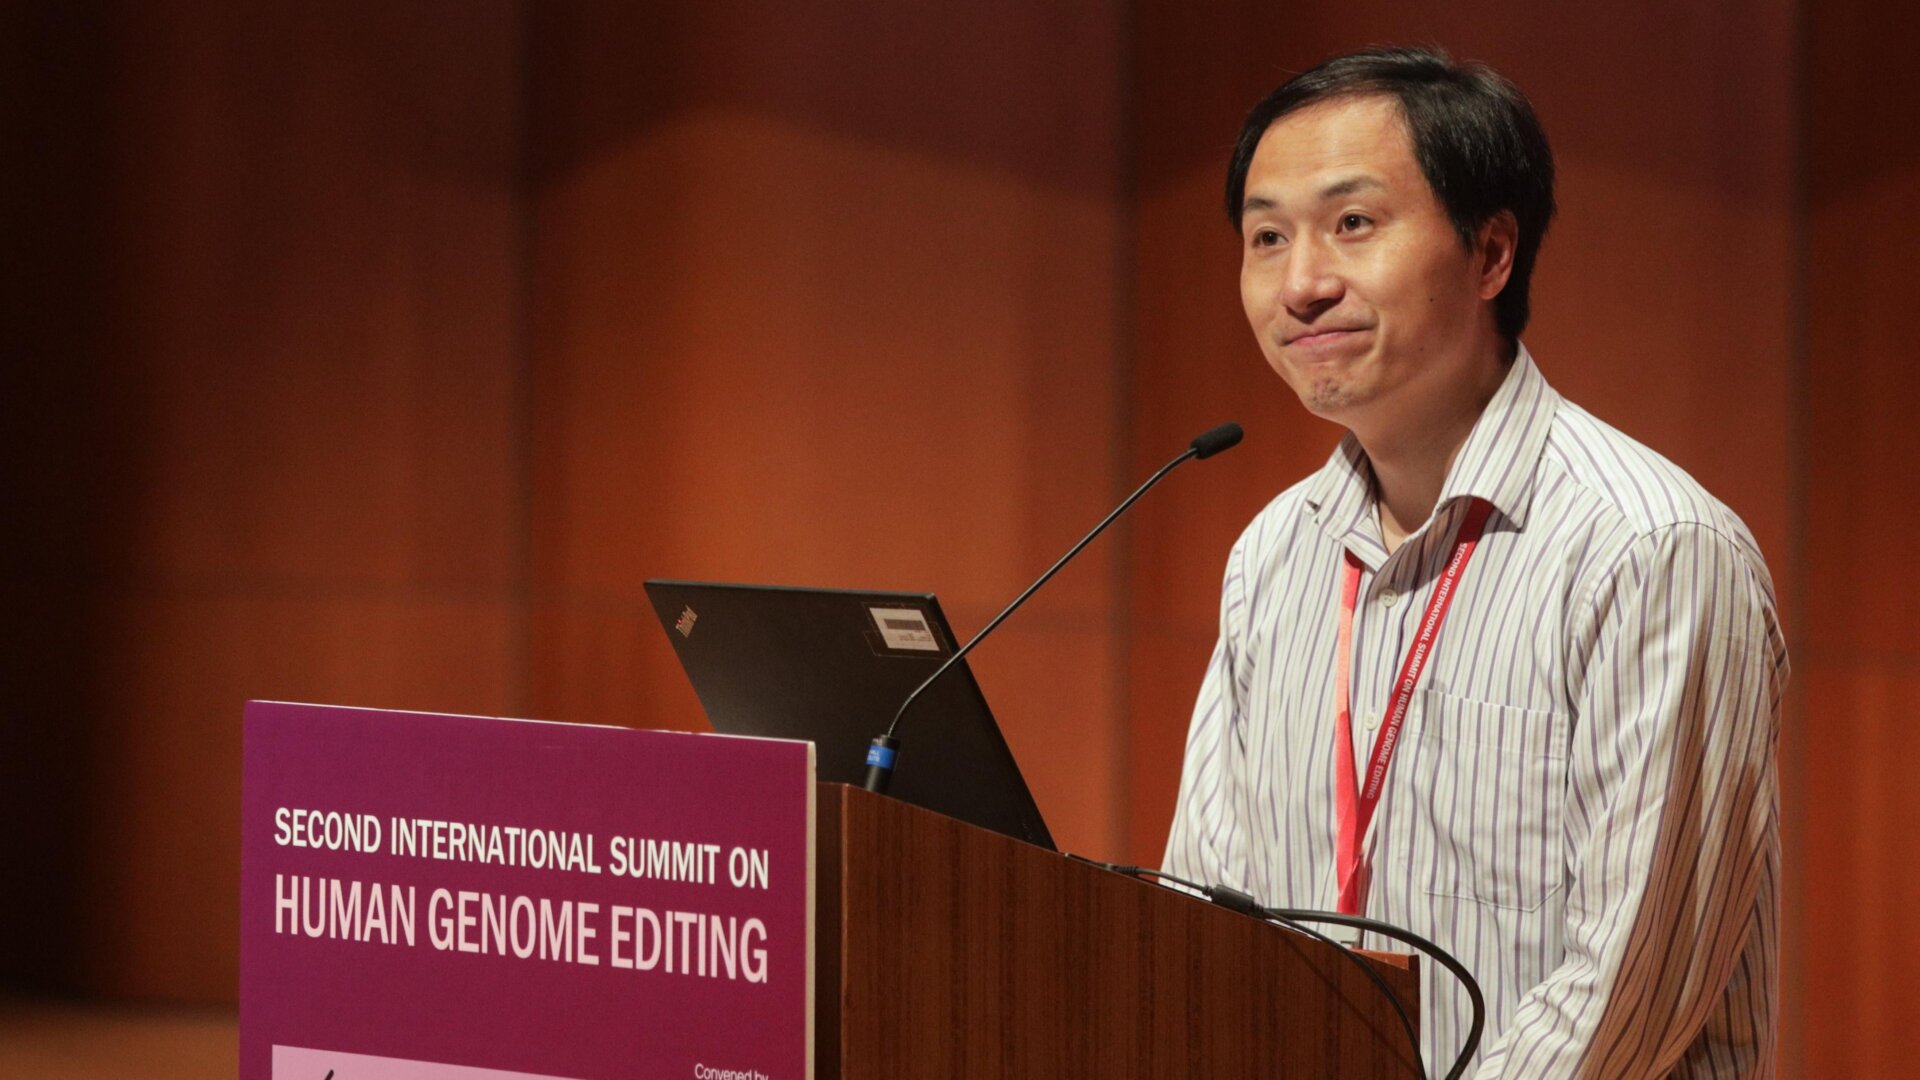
1163,47,1784,1078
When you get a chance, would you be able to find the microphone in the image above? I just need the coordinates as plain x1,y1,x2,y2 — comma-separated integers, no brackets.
862,422,1244,793
1190,421,1244,459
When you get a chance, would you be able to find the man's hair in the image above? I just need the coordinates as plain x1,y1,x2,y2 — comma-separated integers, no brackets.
1226,46,1556,339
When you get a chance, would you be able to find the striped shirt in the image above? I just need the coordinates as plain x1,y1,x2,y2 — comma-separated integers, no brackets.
1163,346,1785,1078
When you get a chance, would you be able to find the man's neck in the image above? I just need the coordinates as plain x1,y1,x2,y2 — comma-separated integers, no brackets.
1369,427,1475,553
1357,345,1513,554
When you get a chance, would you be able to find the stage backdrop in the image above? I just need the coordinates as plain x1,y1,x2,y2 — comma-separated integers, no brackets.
3,1,1916,1076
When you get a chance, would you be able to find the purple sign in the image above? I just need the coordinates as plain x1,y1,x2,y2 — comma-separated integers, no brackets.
241,702,814,1080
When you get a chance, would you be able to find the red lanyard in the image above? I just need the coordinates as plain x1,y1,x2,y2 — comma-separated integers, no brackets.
1333,497,1492,914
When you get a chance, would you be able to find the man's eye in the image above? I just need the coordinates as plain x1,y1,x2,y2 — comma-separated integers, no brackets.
1252,228,1283,248
1338,213,1372,232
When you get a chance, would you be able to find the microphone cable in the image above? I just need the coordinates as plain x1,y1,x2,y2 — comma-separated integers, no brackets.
1255,903,1485,1080
1068,858,1423,1079
1075,858,1487,1080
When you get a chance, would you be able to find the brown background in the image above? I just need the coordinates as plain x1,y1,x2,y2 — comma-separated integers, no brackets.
0,0,1911,1075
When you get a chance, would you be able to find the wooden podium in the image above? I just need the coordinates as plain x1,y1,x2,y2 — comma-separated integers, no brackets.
815,783,1420,1078
241,703,1415,1078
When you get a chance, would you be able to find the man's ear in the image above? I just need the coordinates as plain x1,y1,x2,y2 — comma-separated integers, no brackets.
1476,210,1519,301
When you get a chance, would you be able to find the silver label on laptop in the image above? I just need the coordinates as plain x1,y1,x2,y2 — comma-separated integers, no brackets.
867,606,941,652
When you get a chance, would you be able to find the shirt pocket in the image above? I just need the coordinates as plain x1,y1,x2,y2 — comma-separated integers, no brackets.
1405,687,1569,912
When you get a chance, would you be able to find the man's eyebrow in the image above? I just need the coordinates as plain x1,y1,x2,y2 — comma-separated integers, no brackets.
1318,175,1385,200
1240,177,1385,219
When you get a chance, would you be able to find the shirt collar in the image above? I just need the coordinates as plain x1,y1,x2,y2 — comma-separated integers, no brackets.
1302,343,1559,549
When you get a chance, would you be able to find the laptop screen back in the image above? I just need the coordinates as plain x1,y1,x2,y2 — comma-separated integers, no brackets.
643,580,1054,850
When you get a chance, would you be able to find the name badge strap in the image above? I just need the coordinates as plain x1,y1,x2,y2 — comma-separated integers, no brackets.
1332,550,1366,915
1332,497,1492,915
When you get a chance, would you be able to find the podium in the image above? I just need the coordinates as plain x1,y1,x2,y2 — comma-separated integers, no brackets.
817,783,1419,1078
241,703,1416,1079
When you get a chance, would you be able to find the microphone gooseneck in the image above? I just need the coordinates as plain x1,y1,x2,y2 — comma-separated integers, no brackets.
861,422,1244,794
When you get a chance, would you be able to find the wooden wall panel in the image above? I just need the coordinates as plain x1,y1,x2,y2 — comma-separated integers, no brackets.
1794,668,1920,1076
0,2,525,1002
525,3,1128,854
1802,0,1920,1072
1,0,135,994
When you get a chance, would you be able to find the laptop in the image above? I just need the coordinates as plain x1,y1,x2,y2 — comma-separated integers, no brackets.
643,580,1055,850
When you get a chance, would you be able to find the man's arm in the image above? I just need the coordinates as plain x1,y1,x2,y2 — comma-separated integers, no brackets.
1163,536,1253,890
1476,523,1785,1078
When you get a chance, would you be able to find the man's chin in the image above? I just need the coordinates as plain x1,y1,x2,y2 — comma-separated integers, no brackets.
1296,376,1369,420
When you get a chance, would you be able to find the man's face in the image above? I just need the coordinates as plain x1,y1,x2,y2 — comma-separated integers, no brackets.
1238,94,1499,429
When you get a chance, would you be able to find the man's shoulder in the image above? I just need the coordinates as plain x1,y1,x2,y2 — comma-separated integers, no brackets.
1210,466,1350,618
1542,398,1761,557
1543,396,1786,664
1229,471,1325,564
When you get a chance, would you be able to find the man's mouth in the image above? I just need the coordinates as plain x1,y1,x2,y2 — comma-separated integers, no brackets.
1285,327,1370,349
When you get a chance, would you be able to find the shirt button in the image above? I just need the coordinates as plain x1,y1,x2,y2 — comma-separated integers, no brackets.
1381,588,1398,608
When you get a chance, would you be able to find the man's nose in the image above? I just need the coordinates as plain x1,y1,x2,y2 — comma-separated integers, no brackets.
1282,235,1344,314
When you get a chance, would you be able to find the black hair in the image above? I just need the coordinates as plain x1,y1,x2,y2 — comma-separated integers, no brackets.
1226,46,1556,339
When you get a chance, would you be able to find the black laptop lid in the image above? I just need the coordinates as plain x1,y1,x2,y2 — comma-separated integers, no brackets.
643,580,1054,850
